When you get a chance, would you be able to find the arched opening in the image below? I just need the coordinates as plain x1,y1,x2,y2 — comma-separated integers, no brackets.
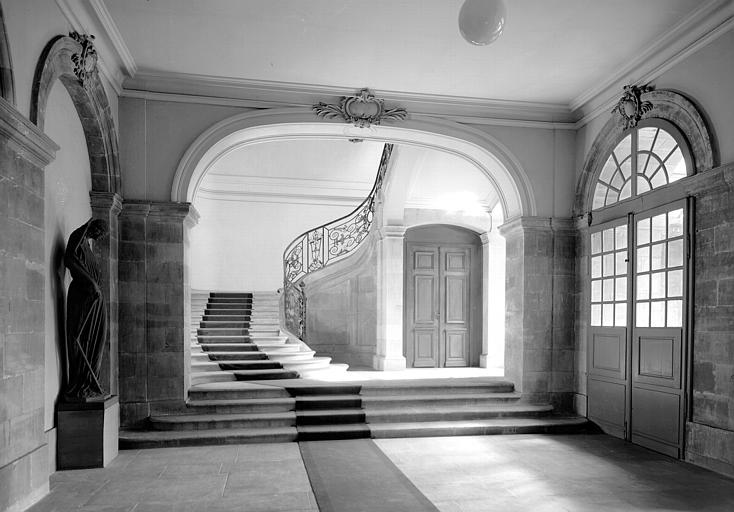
174,110,520,373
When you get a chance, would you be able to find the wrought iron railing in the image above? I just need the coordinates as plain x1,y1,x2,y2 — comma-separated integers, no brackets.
282,143,394,339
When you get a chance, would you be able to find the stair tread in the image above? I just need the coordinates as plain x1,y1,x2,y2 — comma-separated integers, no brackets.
297,408,364,416
365,404,552,412
363,392,522,402
297,424,370,433
152,411,295,422
369,416,587,429
120,427,296,440
187,398,295,407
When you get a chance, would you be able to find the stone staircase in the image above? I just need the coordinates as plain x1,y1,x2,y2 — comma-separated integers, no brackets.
120,378,590,448
190,291,339,383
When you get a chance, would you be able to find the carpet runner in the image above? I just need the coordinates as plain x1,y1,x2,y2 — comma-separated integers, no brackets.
300,439,440,512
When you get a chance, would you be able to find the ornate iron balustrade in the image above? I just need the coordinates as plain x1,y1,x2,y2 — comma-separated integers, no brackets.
282,143,393,339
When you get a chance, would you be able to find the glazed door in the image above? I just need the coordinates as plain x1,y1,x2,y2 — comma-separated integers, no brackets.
406,243,472,368
587,201,688,457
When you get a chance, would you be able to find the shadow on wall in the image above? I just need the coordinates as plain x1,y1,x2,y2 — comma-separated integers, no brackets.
49,230,67,406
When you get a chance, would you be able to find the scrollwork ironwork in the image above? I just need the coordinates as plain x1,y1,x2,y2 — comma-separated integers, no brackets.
282,143,393,340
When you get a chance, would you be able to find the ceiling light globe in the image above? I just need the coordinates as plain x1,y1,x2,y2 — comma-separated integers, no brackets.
458,0,506,46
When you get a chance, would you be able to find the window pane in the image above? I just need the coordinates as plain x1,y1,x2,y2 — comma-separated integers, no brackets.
651,242,666,270
668,239,684,267
638,127,658,153
667,300,683,327
638,153,653,178
599,155,617,183
603,278,614,301
668,209,684,237
668,270,683,297
591,280,602,302
615,251,627,275
593,184,607,209
620,180,632,200
591,256,602,278
605,188,619,206
636,301,649,328
654,129,678,162
637,274,650,300
611,170,624,190
651,214,667,241
637,218,650,245
591,304,602,326
650,167,668,189
603,303,614,327
637,246,650,273
614,134,632,163
591,232,602,255
615,225,628,250
667,148,686,182
651,301,666,327
651,271,666,299
615,277,627,301
603,253,615,277
638,177,651,193
615,302,627,327
603,228,615,252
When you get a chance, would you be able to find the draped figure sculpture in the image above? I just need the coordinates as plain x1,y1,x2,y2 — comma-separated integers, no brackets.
63,218,108,401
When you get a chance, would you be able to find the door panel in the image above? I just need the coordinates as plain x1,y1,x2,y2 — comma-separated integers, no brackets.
441,247,470,367
588,327,627,439
587,379,626,438
412,330,438,368
406,245,439,367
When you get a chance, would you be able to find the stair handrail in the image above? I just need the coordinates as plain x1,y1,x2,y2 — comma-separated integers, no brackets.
282,143,393,339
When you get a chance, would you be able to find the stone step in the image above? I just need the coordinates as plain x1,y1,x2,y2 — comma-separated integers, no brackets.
119,427,298,448
369,416,592,438
362,392,523,408
296,394,362,410
194,352,269,361
198,328,251,335
280,357,332,372
199,343,260,352
365,404,554,423
296,408,365,425
297,424,370,441
197,335,261,343
149,411,295,431
186,397,295,414
216,361,285,371
191,372,235,384
232,369,300,381
360,380,515,396
189,383,291,401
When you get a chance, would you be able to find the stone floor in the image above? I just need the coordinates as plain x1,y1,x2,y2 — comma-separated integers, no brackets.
27,434,734,512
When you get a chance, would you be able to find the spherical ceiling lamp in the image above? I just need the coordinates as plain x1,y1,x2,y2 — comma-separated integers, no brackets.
458,0,506,46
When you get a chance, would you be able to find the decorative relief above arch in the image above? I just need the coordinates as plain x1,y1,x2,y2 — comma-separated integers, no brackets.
31,33,120,195
575,88,717,215
313,88,407,128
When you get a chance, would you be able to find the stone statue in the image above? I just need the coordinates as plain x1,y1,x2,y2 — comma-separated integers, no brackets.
63,218,108,402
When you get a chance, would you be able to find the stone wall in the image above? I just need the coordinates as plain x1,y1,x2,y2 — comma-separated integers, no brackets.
0,98,57,511
687,178,734,476
501,217,576,410
118,201,197,428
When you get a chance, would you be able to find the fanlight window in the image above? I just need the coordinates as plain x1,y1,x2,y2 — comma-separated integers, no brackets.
592,126,688,210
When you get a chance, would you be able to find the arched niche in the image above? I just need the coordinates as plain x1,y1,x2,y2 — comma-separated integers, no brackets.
575,89,717,216
31,34,121,195
171,109,537,221
0,2,15,105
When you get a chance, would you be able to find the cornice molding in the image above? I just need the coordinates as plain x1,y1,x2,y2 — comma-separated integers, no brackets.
572,0,734,127
0,97,58,167
88,0,137,77
122,70,575,126
195,187,364,207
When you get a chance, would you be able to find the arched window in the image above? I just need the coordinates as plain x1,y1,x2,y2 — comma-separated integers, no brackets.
591,120,692,210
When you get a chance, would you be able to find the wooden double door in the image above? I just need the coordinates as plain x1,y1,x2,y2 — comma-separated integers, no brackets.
587,201,689,457
405,226,481,368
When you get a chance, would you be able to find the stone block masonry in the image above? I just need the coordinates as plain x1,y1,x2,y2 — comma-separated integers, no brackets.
118,200,198,427
0,98,57,512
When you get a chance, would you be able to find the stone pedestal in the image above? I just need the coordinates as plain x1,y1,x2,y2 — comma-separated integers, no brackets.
57,396,119,470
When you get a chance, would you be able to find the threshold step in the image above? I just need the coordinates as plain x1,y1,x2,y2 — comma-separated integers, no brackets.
186,397,295,414
362,392,522,407
120,427,297,449
149,411,295,430
297,408,365,425
297,424,370,441
232,369,299,381
296,394,362,410
364,404,554,423
369,416,592,438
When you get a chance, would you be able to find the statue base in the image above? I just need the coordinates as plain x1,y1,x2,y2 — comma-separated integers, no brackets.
57,395,119,470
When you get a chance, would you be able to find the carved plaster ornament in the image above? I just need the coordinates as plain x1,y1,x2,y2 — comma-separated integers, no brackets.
69,32,98,88
313,88,407,128
612,83,654,129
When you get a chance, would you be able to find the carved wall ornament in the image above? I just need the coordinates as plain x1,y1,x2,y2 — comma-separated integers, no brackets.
612,83,654,129
313,88,407,128
69,32,98,87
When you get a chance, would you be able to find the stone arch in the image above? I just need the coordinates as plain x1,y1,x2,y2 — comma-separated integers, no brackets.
575,89,717,215
0,2,15,105
171,108,536,220
31,34,121,195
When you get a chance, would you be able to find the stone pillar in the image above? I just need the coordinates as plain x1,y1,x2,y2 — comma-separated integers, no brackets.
90,191,122,396
499,217,576,408
374,225,407,370
118,200,198,427
0,99,58,511
480,231,506,368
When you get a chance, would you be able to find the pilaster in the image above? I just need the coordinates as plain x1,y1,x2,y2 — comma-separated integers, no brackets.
373,225,407,370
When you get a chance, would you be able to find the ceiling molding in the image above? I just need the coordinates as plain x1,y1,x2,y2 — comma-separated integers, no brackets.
195,187,364,207
88,0,137,77
122,70,575,125
572,0,734,126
